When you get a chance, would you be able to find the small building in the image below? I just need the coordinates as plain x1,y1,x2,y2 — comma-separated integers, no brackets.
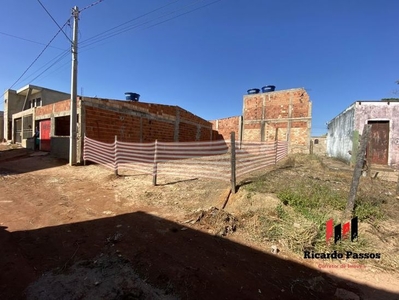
310,135,327,156
326,101,399,167
3,85,70,145
211,87,312,153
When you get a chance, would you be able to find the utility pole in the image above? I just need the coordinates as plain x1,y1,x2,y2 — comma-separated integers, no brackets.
69,6,79,166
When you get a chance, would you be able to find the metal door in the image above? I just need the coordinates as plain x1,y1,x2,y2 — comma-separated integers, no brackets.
14,119,22,143
40,120,51,151
367,121,389,165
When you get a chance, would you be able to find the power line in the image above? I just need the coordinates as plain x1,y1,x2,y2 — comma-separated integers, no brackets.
79,0,182,46
0,31,65,50
80,0,204,47
79,0,106,13
145,0,222,31
18,49,70,86
30,52,70,84
37,0,72,43
7,18,71,91
80,0,221,50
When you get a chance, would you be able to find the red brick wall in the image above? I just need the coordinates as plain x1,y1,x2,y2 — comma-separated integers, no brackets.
34,97,213,143
210,116,240,141
242,89,311,152
83,99,213,143
142,118,175,142
243,89,310,121
178,108,211,127
35,99,79,117
178,122,197,142
85,106,142,143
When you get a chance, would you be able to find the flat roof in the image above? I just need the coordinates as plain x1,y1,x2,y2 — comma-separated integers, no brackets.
15,84,69,96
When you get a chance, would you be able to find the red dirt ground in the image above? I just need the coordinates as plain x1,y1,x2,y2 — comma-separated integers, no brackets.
1,154,398,300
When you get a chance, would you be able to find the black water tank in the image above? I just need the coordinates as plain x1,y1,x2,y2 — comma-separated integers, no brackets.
125,92,140,101
247,88,260,95
261,85,276,93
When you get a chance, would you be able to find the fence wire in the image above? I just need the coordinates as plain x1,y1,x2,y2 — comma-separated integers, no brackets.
83,136,289,184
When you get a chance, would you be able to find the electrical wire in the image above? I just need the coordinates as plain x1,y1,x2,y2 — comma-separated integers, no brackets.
79,0,221,50
18,49,70,87
2,0,222,99
79,0,106,13
79,0,182,46
0,31,65,50
37,0,72,43
79,0,199,47
145,0,222,31
6,18,71,91
32,56,71,84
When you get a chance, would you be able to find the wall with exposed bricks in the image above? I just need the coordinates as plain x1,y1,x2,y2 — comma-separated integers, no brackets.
210,116,241,141
82,98,213,144
33,97,213,162
243,88,311,153
211,88,312,153
35,99,77,119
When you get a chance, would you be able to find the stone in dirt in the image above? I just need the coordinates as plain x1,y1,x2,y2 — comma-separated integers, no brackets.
188,207,238,237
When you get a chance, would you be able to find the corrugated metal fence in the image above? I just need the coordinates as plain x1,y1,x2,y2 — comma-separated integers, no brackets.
83,134,288,189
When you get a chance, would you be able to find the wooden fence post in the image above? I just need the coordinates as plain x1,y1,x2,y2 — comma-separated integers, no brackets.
153,140,158,186
114,135,118,176
366,140,372,178
274,127,278,165
310,140,314,155
345,124,371,217
396,170,399,197
230,132,236,194
83,134,86,166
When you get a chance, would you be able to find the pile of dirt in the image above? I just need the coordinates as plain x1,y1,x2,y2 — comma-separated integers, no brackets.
185,207,238,236
26,251,177,300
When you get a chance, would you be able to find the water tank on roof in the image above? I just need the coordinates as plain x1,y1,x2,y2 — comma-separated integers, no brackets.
247,88,260,95
261,85,276,93
125,92,140,101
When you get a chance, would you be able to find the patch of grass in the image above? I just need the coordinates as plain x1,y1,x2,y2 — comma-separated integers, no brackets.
244,175,385,257
354,197,385,222
276,179,346,217
238,153,396,271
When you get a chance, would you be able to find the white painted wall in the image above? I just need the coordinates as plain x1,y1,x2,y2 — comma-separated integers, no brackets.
326,104,355,162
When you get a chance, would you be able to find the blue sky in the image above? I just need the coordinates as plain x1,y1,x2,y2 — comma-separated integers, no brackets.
1,0,398,136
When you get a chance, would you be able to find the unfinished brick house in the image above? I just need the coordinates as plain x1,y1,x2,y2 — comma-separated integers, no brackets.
13,95,213,163
211,87,312,153
4,84,70,145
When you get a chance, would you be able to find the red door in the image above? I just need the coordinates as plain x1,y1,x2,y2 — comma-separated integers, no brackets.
40,120,51,151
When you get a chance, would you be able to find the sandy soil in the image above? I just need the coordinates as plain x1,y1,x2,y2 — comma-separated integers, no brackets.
0,153,399,300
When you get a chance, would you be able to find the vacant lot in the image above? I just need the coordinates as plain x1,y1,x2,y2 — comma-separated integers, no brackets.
0,151,398,300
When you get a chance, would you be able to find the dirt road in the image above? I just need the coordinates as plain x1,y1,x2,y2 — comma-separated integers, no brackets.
1,155,398,300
